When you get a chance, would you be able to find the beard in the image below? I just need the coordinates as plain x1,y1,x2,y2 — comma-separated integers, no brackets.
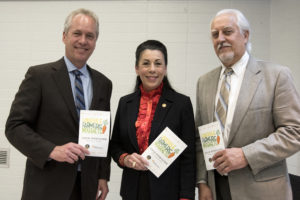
218,51,234,66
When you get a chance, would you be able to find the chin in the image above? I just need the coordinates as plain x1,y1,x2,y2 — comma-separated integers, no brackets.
144,84,158,91
218,52,234,64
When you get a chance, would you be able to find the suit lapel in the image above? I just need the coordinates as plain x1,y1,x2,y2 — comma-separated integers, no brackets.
228,57,262,145
89,67,99,110
52,58,78,124
126,92,140,151
207,68,222,123
149,88,173,144
125,88,174,150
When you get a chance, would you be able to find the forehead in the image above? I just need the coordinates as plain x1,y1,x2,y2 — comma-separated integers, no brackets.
211,13,238,31
140,49,164,59
70,14,97,32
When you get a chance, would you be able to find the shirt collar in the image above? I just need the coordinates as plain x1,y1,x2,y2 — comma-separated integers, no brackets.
220,51,249,79
64,56,89,77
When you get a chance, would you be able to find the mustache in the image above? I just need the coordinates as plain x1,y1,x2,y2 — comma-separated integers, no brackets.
217,42,232,50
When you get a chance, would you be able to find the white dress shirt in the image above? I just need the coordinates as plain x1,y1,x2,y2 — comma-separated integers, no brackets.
215,52,249,146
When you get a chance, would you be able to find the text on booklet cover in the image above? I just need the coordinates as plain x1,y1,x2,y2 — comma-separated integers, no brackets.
79,110,110,157
198,121,225,170
142,127,187,178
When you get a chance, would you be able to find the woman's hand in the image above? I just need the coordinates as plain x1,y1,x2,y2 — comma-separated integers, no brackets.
198,183,213,200
124,153,149,171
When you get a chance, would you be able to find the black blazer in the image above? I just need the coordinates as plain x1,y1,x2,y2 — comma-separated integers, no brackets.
110,87,195,200
5,58,112,200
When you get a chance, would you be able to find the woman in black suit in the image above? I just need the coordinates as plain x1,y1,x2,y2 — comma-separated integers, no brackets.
110,40,195,200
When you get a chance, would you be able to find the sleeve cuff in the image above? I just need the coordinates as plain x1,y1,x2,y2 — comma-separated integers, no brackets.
119,153,129,167
197,180,207,184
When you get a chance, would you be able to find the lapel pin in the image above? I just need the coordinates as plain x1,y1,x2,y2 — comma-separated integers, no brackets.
162,103,167,108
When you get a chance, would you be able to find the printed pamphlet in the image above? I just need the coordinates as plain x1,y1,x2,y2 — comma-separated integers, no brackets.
198,121,225,170
79,110,110,157
142,127,187,178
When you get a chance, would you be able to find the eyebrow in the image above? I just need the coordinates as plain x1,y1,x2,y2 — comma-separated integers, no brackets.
223,26,233,30
141,58,162,63
211,26,234,33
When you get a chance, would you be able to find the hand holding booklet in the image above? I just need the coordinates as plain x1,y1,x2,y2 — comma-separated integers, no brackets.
78,110,110,157
198,121,225,170
142,127,187,178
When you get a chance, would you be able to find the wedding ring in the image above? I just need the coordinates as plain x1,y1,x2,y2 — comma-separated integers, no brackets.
132,161,136,168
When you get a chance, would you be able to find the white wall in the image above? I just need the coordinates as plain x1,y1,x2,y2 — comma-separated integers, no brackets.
270,0,300,176
0,0,298,199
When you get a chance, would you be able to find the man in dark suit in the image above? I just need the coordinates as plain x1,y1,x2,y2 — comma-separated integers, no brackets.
195,9,300,200
5,8,112,200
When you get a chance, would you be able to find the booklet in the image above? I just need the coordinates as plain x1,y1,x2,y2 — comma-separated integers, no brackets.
78,110,110,157
198,121,225,170
142,127,187,178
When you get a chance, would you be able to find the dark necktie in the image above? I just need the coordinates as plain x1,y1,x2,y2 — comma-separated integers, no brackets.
73,70,86,116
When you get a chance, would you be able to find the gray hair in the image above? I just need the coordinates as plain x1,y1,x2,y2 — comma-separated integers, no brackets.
213,9,251,52
64,8,99,39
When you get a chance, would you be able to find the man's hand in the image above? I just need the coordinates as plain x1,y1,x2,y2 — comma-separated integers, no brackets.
96,179,109,200
198,183,213,200
49,142,90,164
124,153,149,171
213,148,248,175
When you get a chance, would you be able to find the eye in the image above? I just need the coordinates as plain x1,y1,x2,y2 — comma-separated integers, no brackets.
142,61,150,66
211,32,219,39
86,33,95,40
155,62,162,67
223,29,233,35
73,31,81,36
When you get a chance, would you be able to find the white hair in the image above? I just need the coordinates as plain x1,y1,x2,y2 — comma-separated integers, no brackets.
213,9,252,52
64,8,99,39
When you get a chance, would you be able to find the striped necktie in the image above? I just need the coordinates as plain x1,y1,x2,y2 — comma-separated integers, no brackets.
215,68,234,132
73,70,86,116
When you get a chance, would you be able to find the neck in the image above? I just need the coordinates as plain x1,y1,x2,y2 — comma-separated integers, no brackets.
73,62,86,69
65,56,86,69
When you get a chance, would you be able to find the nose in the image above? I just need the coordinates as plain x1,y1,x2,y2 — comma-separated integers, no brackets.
149,63,155,72
79,35,87,44
217,32,225,42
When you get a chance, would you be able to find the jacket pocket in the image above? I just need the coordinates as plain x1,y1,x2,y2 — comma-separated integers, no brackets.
253,160,286,182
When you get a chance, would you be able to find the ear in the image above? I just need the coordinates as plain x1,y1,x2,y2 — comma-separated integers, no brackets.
243,30,249,43
62,32,67,43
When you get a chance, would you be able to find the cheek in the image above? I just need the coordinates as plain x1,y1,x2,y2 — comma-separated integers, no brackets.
135,67,146,76
90,41,96,49
213,43,218,52
135,69,140,76
159,67,166,74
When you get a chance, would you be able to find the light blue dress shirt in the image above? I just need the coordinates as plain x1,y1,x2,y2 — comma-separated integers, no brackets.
64,56,93,110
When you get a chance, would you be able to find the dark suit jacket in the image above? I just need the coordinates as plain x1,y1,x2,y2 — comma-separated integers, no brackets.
5,58,112,200
110,87,195,200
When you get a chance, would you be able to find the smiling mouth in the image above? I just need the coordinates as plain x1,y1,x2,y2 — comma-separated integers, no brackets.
218,46,230,51
75,46,88,52
146,76,158,81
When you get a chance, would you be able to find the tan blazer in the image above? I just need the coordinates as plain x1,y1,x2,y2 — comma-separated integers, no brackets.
195,57,300,200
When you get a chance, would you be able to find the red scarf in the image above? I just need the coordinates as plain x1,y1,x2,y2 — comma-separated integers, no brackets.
135,83,163,154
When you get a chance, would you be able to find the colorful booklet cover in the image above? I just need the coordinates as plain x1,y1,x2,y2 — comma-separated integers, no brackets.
198,121,225,170
78,110,110,157
142,127,187,178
